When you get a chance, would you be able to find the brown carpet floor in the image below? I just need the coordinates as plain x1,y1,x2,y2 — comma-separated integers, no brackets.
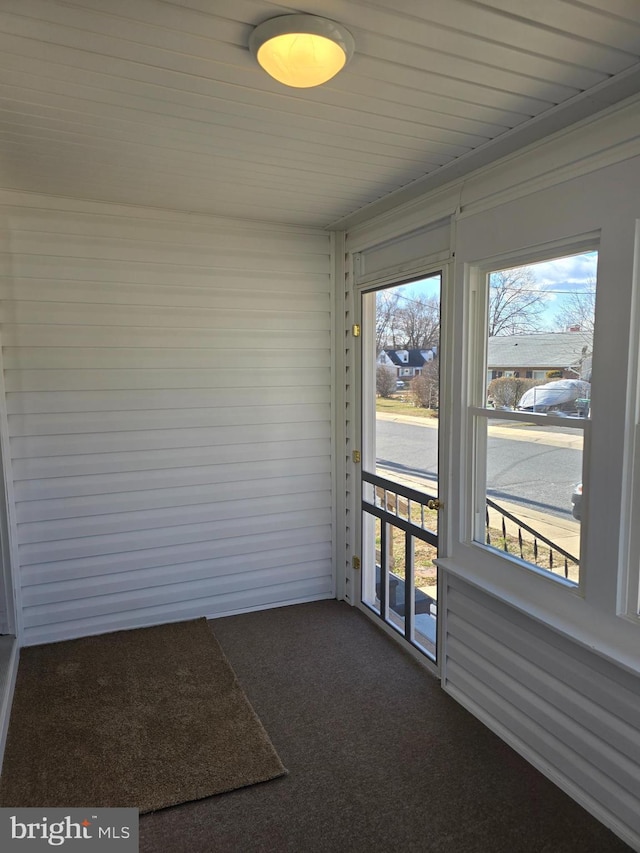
139,601,632,853
0,618,286,813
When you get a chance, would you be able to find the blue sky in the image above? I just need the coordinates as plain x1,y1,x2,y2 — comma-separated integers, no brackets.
390,250,598,332
523,251,597,329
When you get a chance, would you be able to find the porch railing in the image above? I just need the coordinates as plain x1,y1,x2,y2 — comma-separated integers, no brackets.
364,470,580,582
362,471,580,660
485,497,579,580
362,471,438,659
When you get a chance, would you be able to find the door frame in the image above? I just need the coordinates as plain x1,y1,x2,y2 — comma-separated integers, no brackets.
0,338,18,641
353,261,454,677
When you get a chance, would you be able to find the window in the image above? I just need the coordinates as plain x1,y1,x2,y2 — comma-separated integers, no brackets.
469,249,598,586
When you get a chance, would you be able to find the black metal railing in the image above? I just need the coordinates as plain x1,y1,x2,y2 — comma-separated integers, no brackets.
362,471,438,659
361,471,580,661
485,497,579,580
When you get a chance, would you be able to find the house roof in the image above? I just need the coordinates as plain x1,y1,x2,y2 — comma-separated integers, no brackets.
1,1,640,228
383,349,433,367
487,332,592,370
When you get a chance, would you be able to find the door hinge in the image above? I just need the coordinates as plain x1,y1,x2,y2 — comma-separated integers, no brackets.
352,556,361,570
352,324,361,337
352,449,361,463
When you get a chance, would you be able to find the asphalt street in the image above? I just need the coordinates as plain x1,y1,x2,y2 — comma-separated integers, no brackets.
375,417,582,519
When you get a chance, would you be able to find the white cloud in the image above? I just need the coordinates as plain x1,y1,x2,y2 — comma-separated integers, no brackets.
529,251,597,291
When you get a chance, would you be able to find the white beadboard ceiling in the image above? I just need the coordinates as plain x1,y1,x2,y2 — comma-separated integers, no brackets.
1,0,640,228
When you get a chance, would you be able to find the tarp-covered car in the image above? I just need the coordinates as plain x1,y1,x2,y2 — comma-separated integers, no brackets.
518,379,591,413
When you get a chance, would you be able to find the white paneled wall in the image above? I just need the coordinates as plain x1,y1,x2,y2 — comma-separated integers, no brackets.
444,576,640,849
0,193,334,644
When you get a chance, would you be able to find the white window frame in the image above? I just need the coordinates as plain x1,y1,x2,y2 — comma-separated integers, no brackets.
465,244,596,593
623,221,640,621
438,231,622,644
627,423,640,618
436,207,640,668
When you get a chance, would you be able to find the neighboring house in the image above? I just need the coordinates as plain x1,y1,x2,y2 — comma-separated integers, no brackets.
487,331,593,384
378,348,437,380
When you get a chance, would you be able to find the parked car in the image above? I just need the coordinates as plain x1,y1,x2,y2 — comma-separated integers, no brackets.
571,483,583,520
396,380,405,388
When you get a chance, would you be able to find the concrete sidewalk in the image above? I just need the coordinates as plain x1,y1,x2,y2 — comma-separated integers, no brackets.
376,409,583,449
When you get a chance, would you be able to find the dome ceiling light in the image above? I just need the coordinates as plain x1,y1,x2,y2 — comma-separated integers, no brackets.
249,14,355,88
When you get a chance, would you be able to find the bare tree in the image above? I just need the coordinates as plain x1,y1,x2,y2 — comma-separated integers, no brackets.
488,267,547,337
376,365,397,398
551,280,595,380
553,281,596,336
395,294,440,349
410,361,439,410
375,290,401,353
487,376,542,409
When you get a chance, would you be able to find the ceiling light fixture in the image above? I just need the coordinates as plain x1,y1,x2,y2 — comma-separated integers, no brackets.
249,14,355,88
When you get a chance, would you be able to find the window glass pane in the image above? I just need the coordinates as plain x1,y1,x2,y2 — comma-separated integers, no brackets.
478,418,582,583
487,251,596,415
373,275,440,490
477,249,597,584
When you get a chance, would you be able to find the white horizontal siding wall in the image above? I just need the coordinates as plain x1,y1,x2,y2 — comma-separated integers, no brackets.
443,576,640,849
0,193,334,645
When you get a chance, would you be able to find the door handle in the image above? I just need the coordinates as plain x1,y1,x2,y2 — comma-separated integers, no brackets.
427,499,443,510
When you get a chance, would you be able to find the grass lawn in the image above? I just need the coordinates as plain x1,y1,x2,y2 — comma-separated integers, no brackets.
375,500,439,596
486,528,579,583
376,395,437,419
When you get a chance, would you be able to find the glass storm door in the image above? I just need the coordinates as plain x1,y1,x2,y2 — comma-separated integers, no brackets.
360,274,442,662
